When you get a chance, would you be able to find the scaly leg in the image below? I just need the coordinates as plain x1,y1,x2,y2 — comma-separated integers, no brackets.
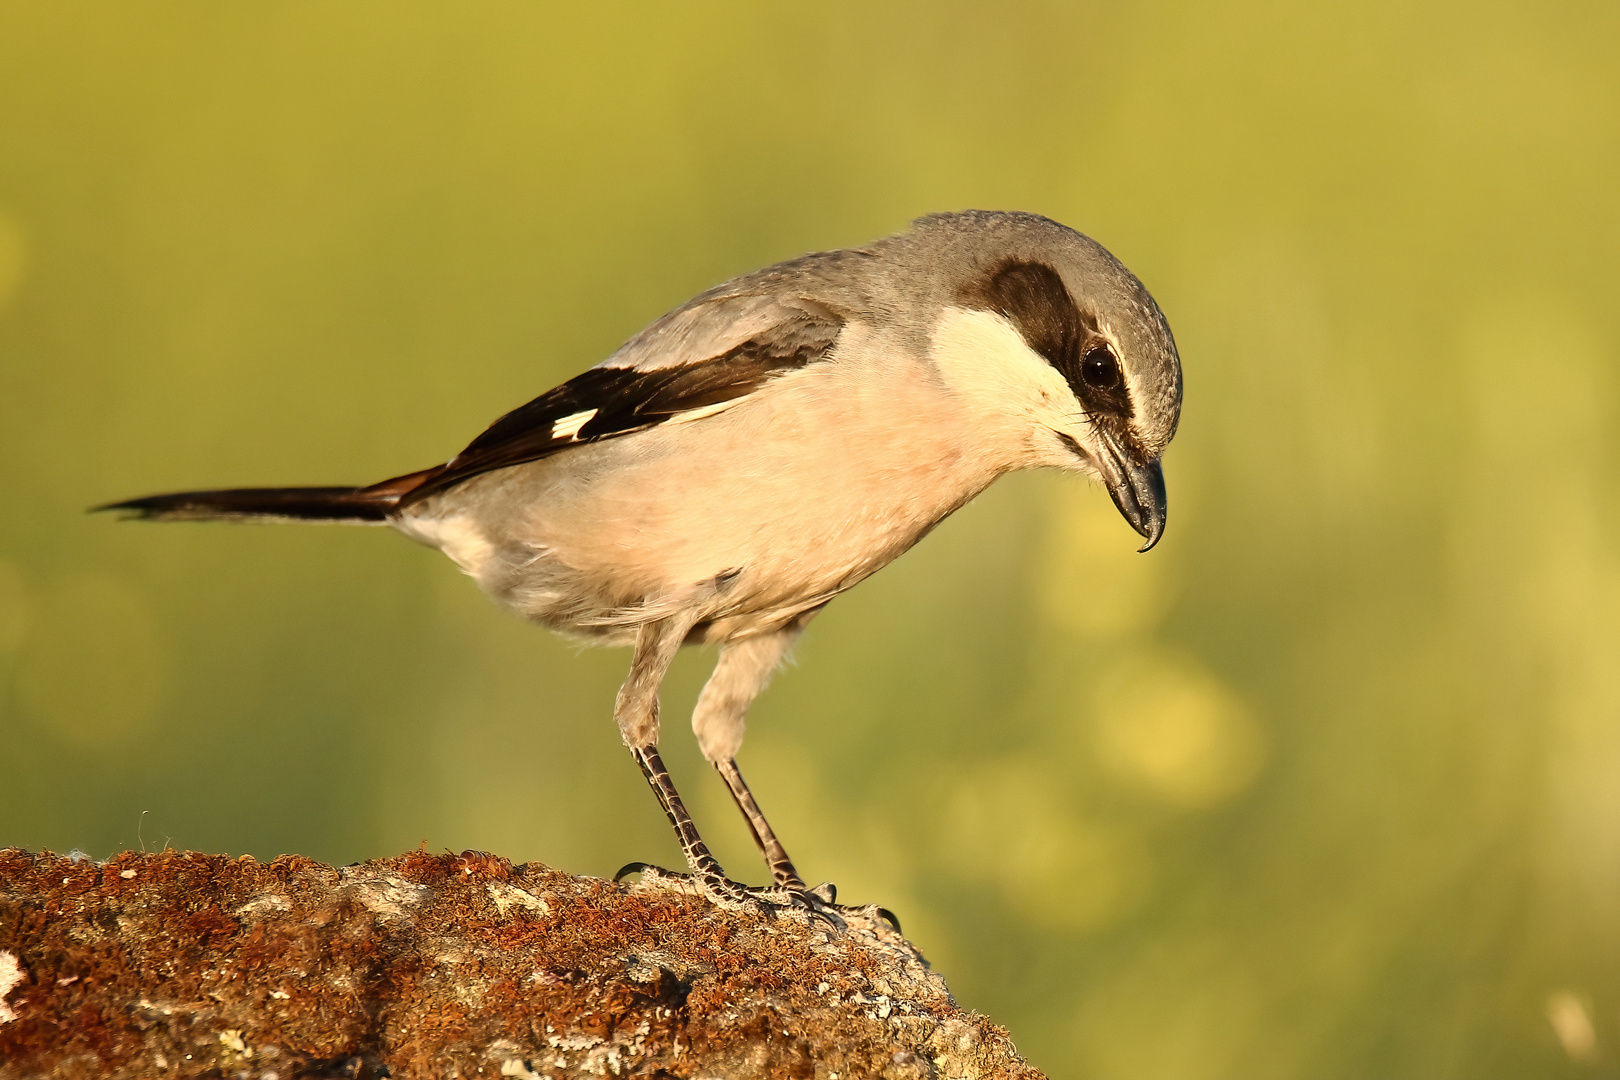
713,756,808,892
616,614,747,902
628,743,750,902
692,619,813,891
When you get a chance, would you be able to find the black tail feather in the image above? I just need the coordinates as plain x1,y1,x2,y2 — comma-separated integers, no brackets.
96,486,394,523
95,467,447,523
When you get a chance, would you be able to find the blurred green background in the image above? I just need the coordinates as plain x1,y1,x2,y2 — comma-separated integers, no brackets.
2,2,1618,1075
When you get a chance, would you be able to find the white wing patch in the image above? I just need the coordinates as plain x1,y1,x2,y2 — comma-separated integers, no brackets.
548,399,742,442
665,398,748,426
550,409,598,440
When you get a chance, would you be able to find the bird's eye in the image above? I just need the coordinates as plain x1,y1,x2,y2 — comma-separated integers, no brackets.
1081,346,1121,389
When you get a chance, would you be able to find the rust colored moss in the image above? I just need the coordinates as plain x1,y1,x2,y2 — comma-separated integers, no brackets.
0,849,1042,1080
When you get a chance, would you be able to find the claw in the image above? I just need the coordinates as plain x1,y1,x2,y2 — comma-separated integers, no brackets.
617,864,889,933
615,867,848,926
771,887,845,930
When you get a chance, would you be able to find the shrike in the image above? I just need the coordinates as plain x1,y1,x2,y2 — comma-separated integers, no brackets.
103,210,1182,913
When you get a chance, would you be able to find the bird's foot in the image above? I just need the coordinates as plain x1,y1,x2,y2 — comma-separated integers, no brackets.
614,863,898,931
614,860,829,918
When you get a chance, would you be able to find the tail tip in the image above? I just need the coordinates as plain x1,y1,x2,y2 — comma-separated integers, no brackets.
89,487,396,523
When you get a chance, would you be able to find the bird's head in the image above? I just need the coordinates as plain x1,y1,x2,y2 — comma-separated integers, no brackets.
915,211,1182,551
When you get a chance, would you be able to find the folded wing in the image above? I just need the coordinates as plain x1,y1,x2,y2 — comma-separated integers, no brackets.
400,293,845,505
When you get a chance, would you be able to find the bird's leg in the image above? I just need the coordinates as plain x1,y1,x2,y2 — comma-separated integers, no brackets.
693,622,814,894
627,743,747,901
712,755,807,892
615,614,750,903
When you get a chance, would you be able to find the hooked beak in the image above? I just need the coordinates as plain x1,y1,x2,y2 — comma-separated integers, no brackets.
1096,432,1167,552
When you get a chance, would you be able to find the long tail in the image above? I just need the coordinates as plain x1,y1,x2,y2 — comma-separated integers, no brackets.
95,466,445,524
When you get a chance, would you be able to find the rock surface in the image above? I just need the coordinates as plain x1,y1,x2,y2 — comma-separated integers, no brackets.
0,848,1043,1080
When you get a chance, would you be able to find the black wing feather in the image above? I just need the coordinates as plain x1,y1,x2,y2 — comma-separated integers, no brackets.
402,304,842,506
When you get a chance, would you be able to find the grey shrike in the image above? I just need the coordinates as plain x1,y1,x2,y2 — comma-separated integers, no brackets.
103,210,1183,913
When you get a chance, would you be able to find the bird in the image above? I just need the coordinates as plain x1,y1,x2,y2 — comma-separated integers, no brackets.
100,209,1182,914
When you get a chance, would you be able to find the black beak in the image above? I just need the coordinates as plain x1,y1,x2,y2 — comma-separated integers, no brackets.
1097,433,1167,552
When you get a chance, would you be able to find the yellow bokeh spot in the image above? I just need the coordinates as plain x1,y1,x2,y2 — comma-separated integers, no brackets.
14,572,171,748
1035,488,1170,639
1092,651,1267,809
1546,990,1600,1064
